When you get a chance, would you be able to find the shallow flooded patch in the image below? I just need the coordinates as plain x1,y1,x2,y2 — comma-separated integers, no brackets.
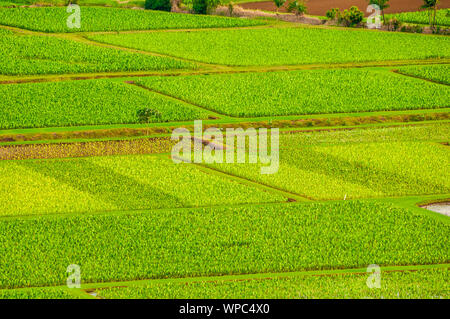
421,202,450,217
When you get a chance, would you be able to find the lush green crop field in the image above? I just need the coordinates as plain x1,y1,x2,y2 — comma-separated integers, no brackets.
209,139,450,200
137,68,450,117
97,268,449,299
0,154,284,217
89,27,450,66
0,201,448,288
0,4,449,300
0,287,79,299
0,30,193,76
0,7,264,32
279,123,450,145
0,80,209,129
387,9,450,27
398,64,450,85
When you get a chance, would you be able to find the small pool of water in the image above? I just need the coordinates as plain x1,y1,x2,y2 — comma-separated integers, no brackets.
421,202,450,217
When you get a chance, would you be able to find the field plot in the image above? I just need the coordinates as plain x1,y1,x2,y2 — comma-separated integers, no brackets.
387,9,450,27
0,154,285,217
397,64,450,85
89,27,450,66
207,129,450,200
137,68,450,117
0,200,448,289
278,123,450,145
0,80,211,129
96,268,449,299
0,29,193,76
0,4,449,301
0,7,264,32
0,287,80,299
0,137,177,161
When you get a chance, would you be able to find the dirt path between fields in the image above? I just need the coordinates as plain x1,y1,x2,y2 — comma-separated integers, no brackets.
240,0,450,16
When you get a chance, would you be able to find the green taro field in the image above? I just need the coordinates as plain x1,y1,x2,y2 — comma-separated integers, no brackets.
0,5,448,300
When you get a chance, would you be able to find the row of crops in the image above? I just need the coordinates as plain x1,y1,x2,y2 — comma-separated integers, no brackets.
0,80,210,129
95,268,449,299
0,287,81,299
0,137,177,160
0,29,194,76
208,138,449,199
137,68,450,117
0,268,447,299
0,7,263,32
387,9,450,27
89,27,450,66
0,200,448,289
1,67,448,130
278,123,450,145
0,154,285,217
397,64,450,85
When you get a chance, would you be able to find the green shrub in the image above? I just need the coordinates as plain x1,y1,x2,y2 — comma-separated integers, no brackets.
387,17,402,31
326,8,340,20
342,6,364,27
145,0,172,11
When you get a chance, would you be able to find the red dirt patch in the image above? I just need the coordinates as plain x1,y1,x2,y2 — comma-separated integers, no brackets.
240,0,450,16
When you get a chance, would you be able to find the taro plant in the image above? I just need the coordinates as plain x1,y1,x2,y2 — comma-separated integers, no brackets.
287,0,307,17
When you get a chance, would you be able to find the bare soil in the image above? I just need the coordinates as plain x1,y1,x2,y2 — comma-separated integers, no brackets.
240,0,450,16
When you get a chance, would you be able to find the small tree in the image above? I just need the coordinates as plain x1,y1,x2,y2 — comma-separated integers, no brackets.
367,0,390,24
421,0,440,31
342,6,364,27
137,108,162,124
287,0,307,17
273,0,286,15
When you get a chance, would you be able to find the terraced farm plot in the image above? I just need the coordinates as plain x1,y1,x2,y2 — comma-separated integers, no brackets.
0,80,210,129
208,135,450,200
0,201,448,289
0,154,285,217
137,68,450,117
0,7,264,32
387,9,450,27
89,27,450,66
96,268,449,299
397,64,450,85
279,123,450,145
0,287,80,299
0,29,194,76
0,137,177,161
